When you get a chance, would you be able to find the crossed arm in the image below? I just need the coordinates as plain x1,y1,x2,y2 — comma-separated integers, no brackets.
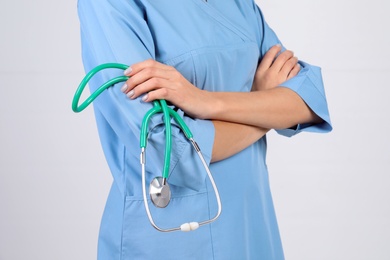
120,45,321,162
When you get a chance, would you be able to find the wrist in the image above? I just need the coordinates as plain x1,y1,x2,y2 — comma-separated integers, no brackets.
202,91,224,120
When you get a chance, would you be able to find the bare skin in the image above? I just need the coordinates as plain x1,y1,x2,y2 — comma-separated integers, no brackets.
121,45,321,162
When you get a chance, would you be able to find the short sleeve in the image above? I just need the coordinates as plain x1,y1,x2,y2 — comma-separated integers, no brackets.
78,0,214,191
254,5,332,137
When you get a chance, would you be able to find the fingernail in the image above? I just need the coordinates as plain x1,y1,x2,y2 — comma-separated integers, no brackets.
142,94,148,102
121,83,127,92
127,90,134,98
124,67,132,75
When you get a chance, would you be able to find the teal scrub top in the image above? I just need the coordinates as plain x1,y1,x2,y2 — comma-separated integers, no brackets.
78,0,332,259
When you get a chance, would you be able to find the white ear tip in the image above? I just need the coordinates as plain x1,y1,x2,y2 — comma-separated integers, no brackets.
190,222,199,231
181,223,191,232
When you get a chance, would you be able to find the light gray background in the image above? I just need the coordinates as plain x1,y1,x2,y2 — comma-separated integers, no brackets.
0,0,389,259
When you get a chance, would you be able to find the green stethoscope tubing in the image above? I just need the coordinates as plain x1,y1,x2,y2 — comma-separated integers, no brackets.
72,62,221,232
72,63,193,180
72,63,128,112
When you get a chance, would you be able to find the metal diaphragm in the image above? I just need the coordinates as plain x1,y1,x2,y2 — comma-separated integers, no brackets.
149,177,171,208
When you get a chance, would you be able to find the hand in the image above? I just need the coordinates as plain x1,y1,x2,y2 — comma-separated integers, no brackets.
252,44,300,91
121,59,212,119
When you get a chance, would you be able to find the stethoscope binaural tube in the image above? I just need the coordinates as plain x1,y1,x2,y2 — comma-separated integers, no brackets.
141,141,222,232
72,63,222,232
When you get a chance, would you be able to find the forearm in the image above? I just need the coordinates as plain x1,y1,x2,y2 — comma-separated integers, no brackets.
122,58,321,133
211,120,269,163
206,87,321,130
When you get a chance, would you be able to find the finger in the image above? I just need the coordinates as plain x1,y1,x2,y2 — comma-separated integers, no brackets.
280,56,298,78
287,63,301,80
124,59,172,76
272,50,294,72
141,88,171,103
258,44,282,72
128,77,171,99
122,66,171,94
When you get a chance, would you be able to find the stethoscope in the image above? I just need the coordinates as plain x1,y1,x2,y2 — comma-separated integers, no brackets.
72,63,222,232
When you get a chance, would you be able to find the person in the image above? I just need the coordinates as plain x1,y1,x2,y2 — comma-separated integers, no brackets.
77,0,332,259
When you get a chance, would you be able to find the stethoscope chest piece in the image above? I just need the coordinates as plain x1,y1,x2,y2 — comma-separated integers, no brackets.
149,177,171,208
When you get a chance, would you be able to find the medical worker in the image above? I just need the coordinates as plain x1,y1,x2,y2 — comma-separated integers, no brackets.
77,0,332,259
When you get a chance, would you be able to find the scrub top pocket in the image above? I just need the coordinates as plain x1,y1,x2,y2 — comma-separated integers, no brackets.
121,190,214,259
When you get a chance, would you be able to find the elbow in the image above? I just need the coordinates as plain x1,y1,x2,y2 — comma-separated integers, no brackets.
275,105,323,130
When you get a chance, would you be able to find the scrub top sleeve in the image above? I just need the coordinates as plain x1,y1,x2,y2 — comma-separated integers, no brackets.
78,0,155,139
77,0,214,191
167,109,215,190
254,5,332,137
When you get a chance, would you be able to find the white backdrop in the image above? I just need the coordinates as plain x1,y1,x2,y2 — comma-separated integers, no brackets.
0,0,389,259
